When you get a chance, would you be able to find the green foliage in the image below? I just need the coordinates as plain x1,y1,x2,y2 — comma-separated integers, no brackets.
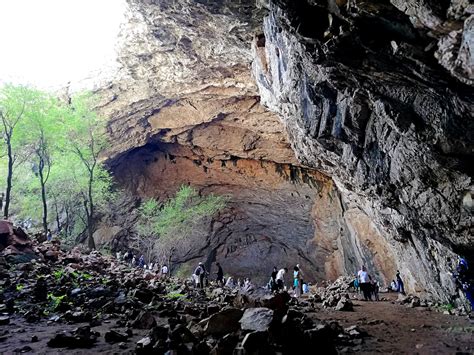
140,185,227,238
165,292,186,300
439,303,455,312
53,269,65,280
136,185,227,264
16,284,24,291
47,293,67,311
0,84,114,246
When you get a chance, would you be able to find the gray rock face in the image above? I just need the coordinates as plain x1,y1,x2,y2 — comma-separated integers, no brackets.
252,0,473,299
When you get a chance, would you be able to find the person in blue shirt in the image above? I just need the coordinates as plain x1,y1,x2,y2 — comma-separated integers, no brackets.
455,257,474,322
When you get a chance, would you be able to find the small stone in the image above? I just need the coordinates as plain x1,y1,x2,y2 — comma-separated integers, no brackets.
13,345,32,353
104,330,128,343
0,316,10,325
136,336,151,348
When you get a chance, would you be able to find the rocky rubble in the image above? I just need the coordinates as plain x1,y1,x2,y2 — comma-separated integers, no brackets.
312,277,354,311
0,230,370,353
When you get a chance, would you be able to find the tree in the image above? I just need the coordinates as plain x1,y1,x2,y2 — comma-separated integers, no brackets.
136,185,227,268
26,91,64,234
0,85,33,218
65,93,109,249
0,85,113,248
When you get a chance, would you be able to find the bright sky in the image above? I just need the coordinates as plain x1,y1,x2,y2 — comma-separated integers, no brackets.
0,0,127,90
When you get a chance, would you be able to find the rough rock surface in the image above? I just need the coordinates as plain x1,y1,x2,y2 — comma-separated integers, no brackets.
252,0,473,299
91,0,473,300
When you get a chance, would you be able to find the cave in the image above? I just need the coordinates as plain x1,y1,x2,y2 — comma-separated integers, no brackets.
92,0,474,302
0,0,473,353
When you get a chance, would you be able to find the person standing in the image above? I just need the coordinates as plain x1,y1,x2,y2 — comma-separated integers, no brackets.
138,255,145,268
454,257,474,322
296,264,304,295
215,262,224,286
194,262,205,289
269,267,278,291
358,266,372,301
372,278,380,301
293,266,302,297
161,264,169,278
396,270,405,294
276,267,288,290
46,229,52,242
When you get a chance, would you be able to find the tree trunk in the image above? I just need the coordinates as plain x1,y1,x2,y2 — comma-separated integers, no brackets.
64,205,70,237
84,198,95,250
39,157,48,235
87,169,96,250
4,134,13,219
54,201,61,232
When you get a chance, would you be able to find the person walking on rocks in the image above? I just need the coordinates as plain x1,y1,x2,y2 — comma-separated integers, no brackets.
194,262,206,289
276,267,288,290
215,262,224,286
358,265,372,301
396,270,405,295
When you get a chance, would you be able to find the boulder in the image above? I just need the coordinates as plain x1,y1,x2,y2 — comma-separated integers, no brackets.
239,308,274,332
242,331,269,352
133,311,157,329
335,297,353,311
200,307,243,336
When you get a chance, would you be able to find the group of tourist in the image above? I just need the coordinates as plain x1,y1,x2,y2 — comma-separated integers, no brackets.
354,266,406,301
114,247,473,319
115,250,169,277
265,265,309,296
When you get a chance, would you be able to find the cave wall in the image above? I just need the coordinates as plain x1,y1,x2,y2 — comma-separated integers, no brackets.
251,0,473,299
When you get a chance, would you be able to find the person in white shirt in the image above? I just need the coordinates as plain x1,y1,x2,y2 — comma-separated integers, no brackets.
357,265,372,301
276,268,288,290
161,264,169,278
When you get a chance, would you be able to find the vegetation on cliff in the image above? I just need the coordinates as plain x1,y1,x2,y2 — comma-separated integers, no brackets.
136,185,227,265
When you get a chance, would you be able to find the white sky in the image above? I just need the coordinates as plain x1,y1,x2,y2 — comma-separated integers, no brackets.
0,0,127,90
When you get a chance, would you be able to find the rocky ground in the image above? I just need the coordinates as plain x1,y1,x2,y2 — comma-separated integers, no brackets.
0,224,472,354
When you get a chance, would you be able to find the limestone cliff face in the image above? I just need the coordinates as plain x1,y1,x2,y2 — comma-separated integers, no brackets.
252,0,473,298
98,0,472,299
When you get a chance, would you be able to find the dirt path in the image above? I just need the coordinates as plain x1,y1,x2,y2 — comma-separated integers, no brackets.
314,293,473,354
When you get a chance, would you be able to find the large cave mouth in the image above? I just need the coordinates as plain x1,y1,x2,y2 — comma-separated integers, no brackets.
110,136,332,284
